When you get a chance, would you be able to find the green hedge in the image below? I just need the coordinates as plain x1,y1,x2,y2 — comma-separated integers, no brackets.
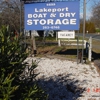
0,26,47,100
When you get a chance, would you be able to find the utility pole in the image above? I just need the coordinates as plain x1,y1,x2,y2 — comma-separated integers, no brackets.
82,0,86,63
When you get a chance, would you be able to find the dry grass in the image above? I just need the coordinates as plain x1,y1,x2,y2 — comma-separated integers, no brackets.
92,39,100,53
26,36,100,61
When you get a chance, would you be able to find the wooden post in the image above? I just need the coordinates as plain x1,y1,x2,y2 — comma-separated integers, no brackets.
31,31,37,56
56,31,58,41
58,39,61,46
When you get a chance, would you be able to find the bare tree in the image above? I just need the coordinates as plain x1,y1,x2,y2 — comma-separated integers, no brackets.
0,0,22,33
90,0,100,28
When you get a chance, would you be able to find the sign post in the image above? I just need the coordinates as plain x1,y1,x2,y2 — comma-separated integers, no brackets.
88,37,92,62
24,1,80,57
82,0,86,63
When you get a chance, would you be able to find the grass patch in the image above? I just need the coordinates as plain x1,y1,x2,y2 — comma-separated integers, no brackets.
54,47,65,53
26,36,100,61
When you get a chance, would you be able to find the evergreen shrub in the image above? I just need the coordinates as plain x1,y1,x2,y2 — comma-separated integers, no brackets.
0,26,47,100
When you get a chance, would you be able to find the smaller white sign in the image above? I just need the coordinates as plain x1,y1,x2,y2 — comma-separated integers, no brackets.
58,31,75,38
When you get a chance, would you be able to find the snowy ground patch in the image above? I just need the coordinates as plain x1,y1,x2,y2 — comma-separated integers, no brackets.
24,57,100,100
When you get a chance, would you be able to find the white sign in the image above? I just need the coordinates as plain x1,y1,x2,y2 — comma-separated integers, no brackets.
58,31,75,38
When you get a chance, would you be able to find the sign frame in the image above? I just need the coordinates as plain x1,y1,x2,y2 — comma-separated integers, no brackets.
24,1,80,30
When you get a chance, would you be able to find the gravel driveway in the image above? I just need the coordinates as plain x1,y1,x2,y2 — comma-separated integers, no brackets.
24,57,100,100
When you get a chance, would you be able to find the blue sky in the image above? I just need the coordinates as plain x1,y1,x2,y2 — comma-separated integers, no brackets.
80,0,93,19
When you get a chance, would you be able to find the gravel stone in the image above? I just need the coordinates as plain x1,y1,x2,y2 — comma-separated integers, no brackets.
24,57,100,100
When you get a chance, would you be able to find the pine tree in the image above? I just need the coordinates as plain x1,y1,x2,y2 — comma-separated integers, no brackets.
0,26,47,100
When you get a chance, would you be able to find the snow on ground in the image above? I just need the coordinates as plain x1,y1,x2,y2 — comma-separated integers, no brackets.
24,57,100,100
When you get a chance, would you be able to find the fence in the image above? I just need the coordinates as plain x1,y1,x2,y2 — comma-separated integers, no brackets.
58,39,87,49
